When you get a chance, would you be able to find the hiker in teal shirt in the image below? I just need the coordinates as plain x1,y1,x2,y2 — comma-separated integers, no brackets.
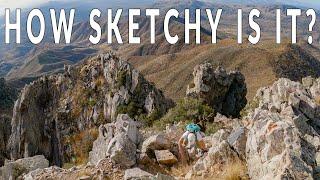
178,122,207,164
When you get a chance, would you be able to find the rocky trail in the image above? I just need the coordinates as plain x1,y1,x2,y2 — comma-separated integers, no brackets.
1,53,320,180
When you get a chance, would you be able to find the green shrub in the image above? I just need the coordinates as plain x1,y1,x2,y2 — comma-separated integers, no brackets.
240,98,259,118
116,101,144,119
153,98,215,130
205,122,222,136
139,109,162,127
115,70,127,88
87,98,97,107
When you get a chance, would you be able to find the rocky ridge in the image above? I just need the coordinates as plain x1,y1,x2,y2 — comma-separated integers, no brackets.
6,52,173,167
3,60,320,180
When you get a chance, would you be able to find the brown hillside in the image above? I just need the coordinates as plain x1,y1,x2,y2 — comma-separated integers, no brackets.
128,39,320,101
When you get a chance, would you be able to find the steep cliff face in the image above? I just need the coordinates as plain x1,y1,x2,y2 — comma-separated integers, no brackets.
8,76,63,166
7,53,173,166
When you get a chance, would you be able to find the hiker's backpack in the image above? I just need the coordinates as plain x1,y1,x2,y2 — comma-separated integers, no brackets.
186,123,201,133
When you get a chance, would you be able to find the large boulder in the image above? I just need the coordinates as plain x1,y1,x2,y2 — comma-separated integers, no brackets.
141,134,172,154
89,114,142,167
245,77,320,179
139,134,173,165
187,64,247,117
106,133,137,168
154,150,178,165
227,127,247,160
0,155,49,180
88,124,114,165
100,53,173,121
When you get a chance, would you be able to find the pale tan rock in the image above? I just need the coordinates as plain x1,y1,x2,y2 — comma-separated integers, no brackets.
154,150,178,165
245,78,320,180
124,167,152,180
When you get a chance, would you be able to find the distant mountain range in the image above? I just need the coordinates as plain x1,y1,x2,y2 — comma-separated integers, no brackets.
1,0,320,101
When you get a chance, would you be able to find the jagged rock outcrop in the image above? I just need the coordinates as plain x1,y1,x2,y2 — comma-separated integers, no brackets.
89,114,142,167
186,63,247,118
245,77,320,179
8,76,63,166
8,52,172,166
0,155,49,180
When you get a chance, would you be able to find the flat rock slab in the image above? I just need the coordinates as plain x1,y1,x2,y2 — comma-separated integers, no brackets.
124,167,153,180
154,150,178,165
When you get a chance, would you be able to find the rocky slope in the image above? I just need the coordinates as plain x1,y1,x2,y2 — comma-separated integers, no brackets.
185,77,320,179
7,52,173,167
3,60,320,180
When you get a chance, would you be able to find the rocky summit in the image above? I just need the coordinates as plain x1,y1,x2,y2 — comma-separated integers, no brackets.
6,52,173,167
187,63,247,118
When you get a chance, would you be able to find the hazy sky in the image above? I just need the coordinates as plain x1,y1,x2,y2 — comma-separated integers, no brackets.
0,0,319,9
0,0,68,9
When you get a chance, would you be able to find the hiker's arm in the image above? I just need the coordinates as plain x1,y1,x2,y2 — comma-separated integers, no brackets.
179,137,187,146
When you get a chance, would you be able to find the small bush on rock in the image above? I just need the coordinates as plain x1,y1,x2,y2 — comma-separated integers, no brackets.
116,101,144,119
153,98,215,129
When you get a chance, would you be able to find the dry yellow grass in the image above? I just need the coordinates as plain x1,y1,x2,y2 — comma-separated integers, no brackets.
168,159,248,180
221,161,249,180
63,128,99,166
